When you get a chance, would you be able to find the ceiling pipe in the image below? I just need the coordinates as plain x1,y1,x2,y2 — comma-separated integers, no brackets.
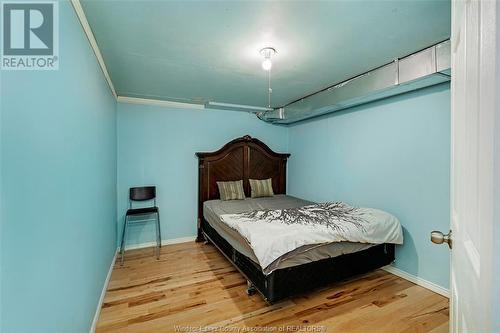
258,40,451,125
205,101,272,113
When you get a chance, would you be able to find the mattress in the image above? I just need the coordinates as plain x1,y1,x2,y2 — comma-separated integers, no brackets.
203,195,374,274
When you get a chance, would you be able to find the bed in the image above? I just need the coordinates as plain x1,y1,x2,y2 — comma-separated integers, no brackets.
196,135,398,303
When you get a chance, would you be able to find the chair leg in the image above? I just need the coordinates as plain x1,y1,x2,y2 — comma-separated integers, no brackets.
120,216,129,266
157,212,162,248
156,212,161,259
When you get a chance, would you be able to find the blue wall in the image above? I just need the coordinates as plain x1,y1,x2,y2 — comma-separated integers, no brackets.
0,5,451,331
0,2,117,333
117,103,288,247
287,83,451,288
118,85,451,289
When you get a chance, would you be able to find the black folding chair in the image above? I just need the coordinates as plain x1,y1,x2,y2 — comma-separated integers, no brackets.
120,186,161,265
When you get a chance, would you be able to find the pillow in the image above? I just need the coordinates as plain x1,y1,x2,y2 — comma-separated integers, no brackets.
249,178,274,198
217,180,245,201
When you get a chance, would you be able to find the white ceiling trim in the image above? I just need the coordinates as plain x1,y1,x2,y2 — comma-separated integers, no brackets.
117,96,205,110
70,0,117,99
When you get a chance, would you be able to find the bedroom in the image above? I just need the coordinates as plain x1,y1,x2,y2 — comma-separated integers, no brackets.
1,0,499,333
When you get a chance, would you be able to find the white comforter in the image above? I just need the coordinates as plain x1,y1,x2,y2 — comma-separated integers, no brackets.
220,202,403,269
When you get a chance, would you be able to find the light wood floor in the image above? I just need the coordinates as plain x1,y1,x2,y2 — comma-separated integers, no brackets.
96,242,449,333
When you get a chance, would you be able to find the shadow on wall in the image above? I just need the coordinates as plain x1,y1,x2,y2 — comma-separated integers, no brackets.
397,227,418,274
287,83,450,127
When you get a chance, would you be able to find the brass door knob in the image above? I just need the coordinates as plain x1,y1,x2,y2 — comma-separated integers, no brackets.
431,230,452,249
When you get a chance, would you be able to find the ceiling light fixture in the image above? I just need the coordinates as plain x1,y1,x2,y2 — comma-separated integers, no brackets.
260,47,277,108
260,47,276,71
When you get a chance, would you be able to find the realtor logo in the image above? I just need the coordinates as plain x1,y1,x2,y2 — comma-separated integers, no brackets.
1,1,58,70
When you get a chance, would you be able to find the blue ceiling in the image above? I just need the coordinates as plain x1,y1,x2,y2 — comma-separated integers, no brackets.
81,0,451,108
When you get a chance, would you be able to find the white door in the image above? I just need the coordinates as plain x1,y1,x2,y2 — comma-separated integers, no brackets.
447,0,496,332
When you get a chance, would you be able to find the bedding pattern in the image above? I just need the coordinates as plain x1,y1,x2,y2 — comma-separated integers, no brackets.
220,202,403,269
203,197,374,274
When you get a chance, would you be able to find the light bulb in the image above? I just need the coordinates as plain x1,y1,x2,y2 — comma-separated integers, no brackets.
262,58,272,71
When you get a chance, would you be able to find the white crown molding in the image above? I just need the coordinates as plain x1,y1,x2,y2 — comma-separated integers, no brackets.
124,236,196,251
89,249,117,333
382,265,450,298
71,0,117,99
67,3,265,114
117,96,205,110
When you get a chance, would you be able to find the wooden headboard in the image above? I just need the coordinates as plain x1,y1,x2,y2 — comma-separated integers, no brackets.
195,135,290,241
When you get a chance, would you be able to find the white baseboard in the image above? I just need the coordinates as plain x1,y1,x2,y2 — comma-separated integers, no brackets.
124,236,196,251
382,265,450,298
89,249,118,333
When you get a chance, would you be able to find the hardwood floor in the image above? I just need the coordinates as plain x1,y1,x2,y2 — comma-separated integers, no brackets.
96,242,449,333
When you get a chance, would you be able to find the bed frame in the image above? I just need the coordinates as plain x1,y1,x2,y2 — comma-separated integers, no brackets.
196,135,395,303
